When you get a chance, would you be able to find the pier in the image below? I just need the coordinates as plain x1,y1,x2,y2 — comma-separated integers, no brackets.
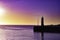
33,17,60,40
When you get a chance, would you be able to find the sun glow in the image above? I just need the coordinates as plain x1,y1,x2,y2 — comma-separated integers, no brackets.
0,7,5,16
0,7,6,25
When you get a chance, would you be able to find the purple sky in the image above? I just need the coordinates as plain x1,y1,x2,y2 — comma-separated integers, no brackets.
2,0,59,16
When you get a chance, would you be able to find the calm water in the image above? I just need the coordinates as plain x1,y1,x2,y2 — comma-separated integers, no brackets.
0,26,60,40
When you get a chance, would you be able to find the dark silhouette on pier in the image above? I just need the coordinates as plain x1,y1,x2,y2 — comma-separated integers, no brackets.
41,17,44,40
34,16,60,40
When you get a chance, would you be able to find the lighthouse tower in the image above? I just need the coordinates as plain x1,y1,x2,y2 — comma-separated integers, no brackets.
41,16,44,26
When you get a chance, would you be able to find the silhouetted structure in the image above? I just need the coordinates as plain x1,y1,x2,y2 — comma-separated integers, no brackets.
34,17,60,33
34,16,60,40
41,17,44,40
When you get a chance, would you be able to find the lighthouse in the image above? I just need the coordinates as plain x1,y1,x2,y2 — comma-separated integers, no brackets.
41,16,44,26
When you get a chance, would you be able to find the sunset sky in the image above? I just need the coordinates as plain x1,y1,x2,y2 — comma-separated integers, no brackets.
0,0,60,25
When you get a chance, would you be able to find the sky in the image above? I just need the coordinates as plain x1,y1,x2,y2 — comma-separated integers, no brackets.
0,0,60,25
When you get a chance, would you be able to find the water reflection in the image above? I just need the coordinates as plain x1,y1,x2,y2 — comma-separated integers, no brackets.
34,32,60,40
0,27,60,40
34,32,41,40
0,28,34,40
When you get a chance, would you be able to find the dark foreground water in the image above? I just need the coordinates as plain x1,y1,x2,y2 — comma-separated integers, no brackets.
0,25,60,40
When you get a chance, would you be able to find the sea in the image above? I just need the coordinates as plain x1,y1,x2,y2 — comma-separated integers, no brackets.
0,25,60,40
